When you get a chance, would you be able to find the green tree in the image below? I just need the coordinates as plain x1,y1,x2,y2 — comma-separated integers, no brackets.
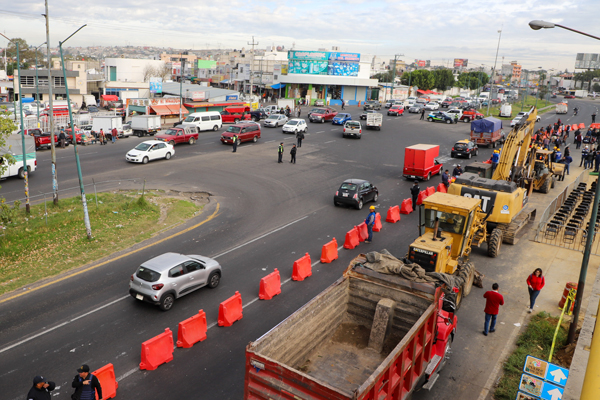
400,70,435,90
593,82,600,93
5,38,43,75
371,70,395,82
455,71,489,90
0,107,17,183
432,69,455,91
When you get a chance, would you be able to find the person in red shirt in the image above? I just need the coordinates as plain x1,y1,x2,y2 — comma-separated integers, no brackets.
483,283,504,336
526,268,545,313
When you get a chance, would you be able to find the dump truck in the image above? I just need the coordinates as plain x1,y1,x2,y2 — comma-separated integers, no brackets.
244,258,458,400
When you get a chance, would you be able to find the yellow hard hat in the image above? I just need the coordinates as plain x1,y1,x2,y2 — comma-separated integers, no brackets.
370,206,375,211
494,150,499,153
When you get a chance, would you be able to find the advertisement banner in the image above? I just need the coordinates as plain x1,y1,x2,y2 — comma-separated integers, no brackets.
288,59,328,75
288,51,329,61
149,77,162,94
416,60,426,67
197,60,217,69
454,58,469,68
328,62,359,76
192,91,206,101
328,52,360,62
226,95,238,101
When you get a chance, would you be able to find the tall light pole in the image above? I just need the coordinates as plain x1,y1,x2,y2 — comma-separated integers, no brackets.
534,66,543,108
487,29,502,117
247,36,258,100
1,33,31,213
33,42,46,127
389,54,404,101
59,24,92,240
43,1,58,205
530,19,600,345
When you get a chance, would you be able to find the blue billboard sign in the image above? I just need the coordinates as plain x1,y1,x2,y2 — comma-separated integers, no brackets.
226,95,238,101
149,77,162,94
288,60,328,75
329,52,360,62
328,62,359,76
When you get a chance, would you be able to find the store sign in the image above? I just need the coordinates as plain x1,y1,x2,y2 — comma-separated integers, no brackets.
288,60,328,75
149,77,162,94
329,52,360,62
192,91,206,101
129,98,183,107
288,51,329,61
328,62,359,76
226,95,238,101
197,60,217,69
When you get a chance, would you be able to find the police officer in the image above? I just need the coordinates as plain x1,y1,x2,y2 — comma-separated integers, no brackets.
290,144,297,164
232,134,238,153
410,180,420,210
278,142,284,163
296,130,304,148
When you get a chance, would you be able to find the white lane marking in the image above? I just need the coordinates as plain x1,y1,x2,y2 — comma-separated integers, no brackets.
212,216,309,259
324,140,336,144
316,131,324,133
0,295,129,355
265,140,274,143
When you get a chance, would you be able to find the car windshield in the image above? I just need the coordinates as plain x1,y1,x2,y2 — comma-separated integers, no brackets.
226,126,241,133
424,209,466,234
340,183,358,191
136,266,161,282
123,124,131,129
455,142,468,150
163,129,179,135
337,114,348,118
134,142,153,151
286,120,298,125
267,115,279,120
184,115,195,122
313,109,327,114
366,101,375,104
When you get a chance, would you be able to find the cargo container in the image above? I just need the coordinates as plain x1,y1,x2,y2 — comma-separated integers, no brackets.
131,115,161,136
555,103,568,114
244,257,457,400
470,117,504,148
403,144,442,181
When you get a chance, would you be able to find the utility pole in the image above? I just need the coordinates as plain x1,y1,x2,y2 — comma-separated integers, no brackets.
247,36,258,100
179,52,184,121
487,29,502,117
389,54,404,101
44,0,59,205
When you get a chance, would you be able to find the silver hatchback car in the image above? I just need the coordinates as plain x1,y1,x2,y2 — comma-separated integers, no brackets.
129,252,222,311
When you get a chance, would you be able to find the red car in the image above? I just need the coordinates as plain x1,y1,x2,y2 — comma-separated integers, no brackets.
387,105,404,116
220,106,252,124
220,123,261,145
564,95,575,99
155,126,199,145
308,107,337,123
33,131,64,150
64,127,84,144
441,99,453,108
461,108,484,122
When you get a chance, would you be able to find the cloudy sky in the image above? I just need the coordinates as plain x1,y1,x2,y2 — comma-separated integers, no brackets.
1,0,598,71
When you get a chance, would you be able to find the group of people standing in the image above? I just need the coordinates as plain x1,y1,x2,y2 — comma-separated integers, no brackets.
27,364,103,400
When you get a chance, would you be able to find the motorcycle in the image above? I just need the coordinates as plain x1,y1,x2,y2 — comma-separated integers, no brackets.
574,108,578,116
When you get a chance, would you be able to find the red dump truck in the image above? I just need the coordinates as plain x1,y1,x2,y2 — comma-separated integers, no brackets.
244,256,457,400
403,144,443,181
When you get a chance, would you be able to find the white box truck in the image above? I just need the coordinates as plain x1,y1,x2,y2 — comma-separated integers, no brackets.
500,103,512,117
92,116,124,139
555,103,568,114
130,115,161,136
82,95,97,107
366,112,383,130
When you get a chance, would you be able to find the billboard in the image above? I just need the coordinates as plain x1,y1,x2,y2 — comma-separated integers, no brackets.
288,59,328,75
575,53,600,70
197,60,217,69
454,58,469,68
416,60,426,67
149,77,162,94
328,52,360,62
288,51,329,61
191,91,206,101
328,62,359,76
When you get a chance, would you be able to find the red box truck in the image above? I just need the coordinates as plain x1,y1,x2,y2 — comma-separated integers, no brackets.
403,144,442,181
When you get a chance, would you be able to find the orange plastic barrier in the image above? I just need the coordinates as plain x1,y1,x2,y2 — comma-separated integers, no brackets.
344,227,360,249
357,222,368,242
177,310,207,348
320,238,339,263
579,123,585,129
218,291,243,327
592,123,600,129
373,213,383,232
558,282,577,311
437,183,447,193
400,199,413,215
259,269,281,300
386,205,401,222
139,328,174,371
92,363,118,399
572,124,578,131
426,186,435,196
292,253,312,281
417,190,428,205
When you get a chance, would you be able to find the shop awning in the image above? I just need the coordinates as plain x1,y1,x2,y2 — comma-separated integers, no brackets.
166,104,189,115
101,94,119,101
150,105,173,115
220,79,229,84
270,83,285,89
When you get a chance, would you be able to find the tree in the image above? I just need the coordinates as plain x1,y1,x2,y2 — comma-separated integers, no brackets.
400,70,435,90
143,65,157,82
157,63,171,81
0,107,17,185
432,69,455,91
371,70,395,82
455,71,489,90
593,83,600,93
5,38,44,67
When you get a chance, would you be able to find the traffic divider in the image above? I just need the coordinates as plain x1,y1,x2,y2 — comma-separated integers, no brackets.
558,282,577,311
177,310,207,348
426,186,435,196
320,239,339,263
344,227,360,249
139,328,174,371
292,253,312,281
373,213,383,232
259,269,281,300
386,205,401,222
417,190,428,205
437,183,447,193
218,291,243,327
579,123,586,130
357,222,368,242
92,363,118,399
400,199,413,215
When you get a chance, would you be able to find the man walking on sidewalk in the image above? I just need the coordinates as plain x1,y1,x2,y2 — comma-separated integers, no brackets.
483,283,504,336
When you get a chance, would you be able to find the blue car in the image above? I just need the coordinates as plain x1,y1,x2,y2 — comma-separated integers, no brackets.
332,113,352,125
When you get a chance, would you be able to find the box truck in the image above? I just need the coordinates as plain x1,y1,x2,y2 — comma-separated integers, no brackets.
403,144,443,181
92,116,124,139
130,115,161,136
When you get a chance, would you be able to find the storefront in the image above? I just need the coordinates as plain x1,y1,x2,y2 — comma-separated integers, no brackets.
127,98,189,124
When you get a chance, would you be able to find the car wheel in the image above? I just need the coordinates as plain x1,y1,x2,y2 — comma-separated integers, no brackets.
253,135,258,143
207,272,221,288
189,137,195,144
425,172,431,181
464,118,470,123
142,156,149,164
446,119,451,124
373,193,378,202
321,119,325,123
159,294,175,311
213,125,219,131
169,140,175,145
468,152,472,159
253,116,259,122
428,117,433,122
165,152,171,160
356,199,363,210
475,149,478,156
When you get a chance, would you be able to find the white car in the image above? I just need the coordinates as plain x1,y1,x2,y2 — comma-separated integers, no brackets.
282,119,307,134
121,123,133,137
425,102,440,111
264,114,288,127
126,140,174,164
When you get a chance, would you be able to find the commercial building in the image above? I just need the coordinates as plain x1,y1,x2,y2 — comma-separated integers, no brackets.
501,61,522,84
103,58,167,102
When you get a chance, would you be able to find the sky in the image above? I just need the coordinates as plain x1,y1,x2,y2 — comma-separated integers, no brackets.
0,0,598,72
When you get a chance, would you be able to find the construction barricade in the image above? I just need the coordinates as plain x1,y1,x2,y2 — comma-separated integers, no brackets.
92,363,118,399
177,310,207,348
292,253,312,281
400,199,413,215
259,269,281,300
437,183,447,193
344,227,360,249
426,186,435,196
218,291,243,327
558,282,577,311
373,213,383,232
139,328,174,371
417,190,428,205
320,239,339,263
357,222,368,242
579,123,585,130
386,205,401,222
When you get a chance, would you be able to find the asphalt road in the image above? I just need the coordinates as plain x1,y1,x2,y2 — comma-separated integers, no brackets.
1,97,597,400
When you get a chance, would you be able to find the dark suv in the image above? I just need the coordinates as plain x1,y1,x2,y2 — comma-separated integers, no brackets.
363,100,382,111
333,179,378,210
220,122,261,145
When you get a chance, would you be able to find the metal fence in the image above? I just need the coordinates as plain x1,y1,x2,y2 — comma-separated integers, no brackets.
535,172,585,230
13,111,120,132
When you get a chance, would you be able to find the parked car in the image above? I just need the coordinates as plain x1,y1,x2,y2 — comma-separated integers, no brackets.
155,125,199,145
122,123,133,137
64,127,84,144
261,105,279,115
250,109,268,121
128,252,221,311
332,113,352,125
441,99,453,108
451,139,479,159
314,99,325,106
360,110,376,120
220,122,261,145
385,99,402,108
333,179,378,210
427,111,454,124
309,107,337,123
564,95,575,99
264,114,288,127
363,100,381,111
125,140,174,164
408,103,426,113
387,105,404,116
424,102,440,111
342,120,362,139
33,131,63,150
282,119,307,134
445,108,462,122
87,105,99,114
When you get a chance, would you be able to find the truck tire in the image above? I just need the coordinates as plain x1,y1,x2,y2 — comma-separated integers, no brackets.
463,264,475,297
488,228,502,258
234,118,240,123
189,137,196,145
213,125,219,131
540,178,551,194
169,140,175,145
437,336,454,373
425,172,431,181
464,117,470,123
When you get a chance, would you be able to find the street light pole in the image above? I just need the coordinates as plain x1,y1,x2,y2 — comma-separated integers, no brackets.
389,54,404,101
44,0,58,205
59,24,92,240
487,29,502,117
34,42,46,127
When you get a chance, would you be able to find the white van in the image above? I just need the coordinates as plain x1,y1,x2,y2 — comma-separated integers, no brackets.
181,111,222,132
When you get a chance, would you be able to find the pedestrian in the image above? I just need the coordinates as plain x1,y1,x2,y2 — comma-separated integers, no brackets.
526,268,545,313
595,150,600,172
365,205,376,243
296,130,304,148
564,153,573,175
410,180,420,210
586,149,594,170
297,105,301,118
232,134,238,153
27,375,56,400
592,112,597,124
483,283,504,336
59,129,66,149
290,144,296,164
341,99,345,110
111,127,118,143
543,136,550,150
491,149,500,172
452,164,463,177
71,364,103,400
575,132,582,149
420,108,425,120
441,169,450,188
278,142,284,163
581,145,589,167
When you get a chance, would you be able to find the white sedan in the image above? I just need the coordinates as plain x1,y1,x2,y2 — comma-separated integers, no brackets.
425,102,440,111
126,140,174,164
282,119,307,134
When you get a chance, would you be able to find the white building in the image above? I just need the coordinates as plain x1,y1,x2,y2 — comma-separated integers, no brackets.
103,58,167,102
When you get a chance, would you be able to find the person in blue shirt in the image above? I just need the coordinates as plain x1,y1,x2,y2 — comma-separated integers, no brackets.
441,169,450,188
365,206,377,243
491,150,500,172
554,147,562,162
563,154,573,175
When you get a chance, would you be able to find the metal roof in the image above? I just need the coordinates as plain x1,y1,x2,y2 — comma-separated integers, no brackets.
160,82,239,100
